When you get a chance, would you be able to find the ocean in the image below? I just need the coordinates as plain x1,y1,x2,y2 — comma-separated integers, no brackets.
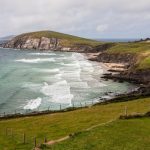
0,48,136,114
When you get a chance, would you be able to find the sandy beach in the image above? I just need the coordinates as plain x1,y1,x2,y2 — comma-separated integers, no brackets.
85,52,127,72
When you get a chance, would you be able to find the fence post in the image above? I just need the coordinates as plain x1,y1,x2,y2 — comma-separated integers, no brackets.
72,102,74,109
80,103,82,108
125,106,127,116
34,137,37,147
4,112,5,117
38,107,40,111
85,102,86,107
23,133,26,144
60,104,61,111
48,105,50,111
92,100,94,105
44,137,47,143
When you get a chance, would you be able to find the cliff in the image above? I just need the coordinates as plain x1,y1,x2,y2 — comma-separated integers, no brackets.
96,42,150,85
1,31,150,85
2,31,101,52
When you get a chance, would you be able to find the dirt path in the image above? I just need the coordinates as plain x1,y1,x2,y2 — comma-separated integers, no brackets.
34,119,116,149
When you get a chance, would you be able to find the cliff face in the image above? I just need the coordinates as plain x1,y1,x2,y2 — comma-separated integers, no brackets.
97,52,150,84
4,37,65,50
97,52,135,64
2,36,94,52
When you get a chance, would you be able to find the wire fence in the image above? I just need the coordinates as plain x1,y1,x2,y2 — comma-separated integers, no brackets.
3,128,46,148
0,99,101,118
0,102,149,150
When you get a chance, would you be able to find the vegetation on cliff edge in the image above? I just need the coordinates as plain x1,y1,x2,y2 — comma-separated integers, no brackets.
104,42,150,70
15,31,102,47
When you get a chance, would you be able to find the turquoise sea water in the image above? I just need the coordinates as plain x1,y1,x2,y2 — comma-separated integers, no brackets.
0,48,136,114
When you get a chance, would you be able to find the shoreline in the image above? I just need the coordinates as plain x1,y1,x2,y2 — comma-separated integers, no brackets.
0,49,149,120
84,52,127,73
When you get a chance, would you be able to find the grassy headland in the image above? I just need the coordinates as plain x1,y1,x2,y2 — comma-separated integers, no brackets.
15,31,102,47
105,42,150,70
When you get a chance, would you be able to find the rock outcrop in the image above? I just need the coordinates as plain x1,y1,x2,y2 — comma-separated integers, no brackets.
2,36,94,52
98,52,150,85
97,52,136,65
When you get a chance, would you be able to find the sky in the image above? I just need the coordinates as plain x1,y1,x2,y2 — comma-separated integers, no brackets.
0,0,150,39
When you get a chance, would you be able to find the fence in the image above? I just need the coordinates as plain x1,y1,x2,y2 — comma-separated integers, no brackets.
0,100,99,118
1,104,135,149
3,128,46,148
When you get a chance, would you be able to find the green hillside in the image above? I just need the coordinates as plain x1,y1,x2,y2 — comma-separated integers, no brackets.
0,97,149,149
15,31,101,47
44,118,150,150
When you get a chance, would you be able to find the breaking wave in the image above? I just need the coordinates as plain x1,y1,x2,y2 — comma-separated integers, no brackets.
23,97,42,110
29,53,56,56
15,58,55,63
41,81,73,105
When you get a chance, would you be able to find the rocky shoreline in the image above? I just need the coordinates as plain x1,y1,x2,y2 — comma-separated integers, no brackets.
86,52,150,96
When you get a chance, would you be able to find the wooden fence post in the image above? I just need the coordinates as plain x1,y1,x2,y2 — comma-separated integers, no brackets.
60,104,61,110
80,103,82,108
72,102,74,109
48,105,51,111
44,137,47,143
34,137,37,147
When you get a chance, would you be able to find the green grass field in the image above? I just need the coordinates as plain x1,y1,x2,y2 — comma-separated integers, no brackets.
0,97,149,150
44,118,150,150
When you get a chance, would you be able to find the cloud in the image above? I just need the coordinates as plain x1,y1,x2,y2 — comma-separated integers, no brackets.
96,24,108,32
0,0,150,38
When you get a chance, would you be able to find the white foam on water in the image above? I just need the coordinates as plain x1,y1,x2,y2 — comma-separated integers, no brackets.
54,73,62,79
80,61,93,67
69,81,90,88
41,81,73,105
62,72,80,78
22,83,42,91
71,53,85,60
61,62,81,69
29,53,56,56
81,74,94,81
88,79,107,87
23,97,42,110
15,58,55,63
35,68,60,73
94,69,104,75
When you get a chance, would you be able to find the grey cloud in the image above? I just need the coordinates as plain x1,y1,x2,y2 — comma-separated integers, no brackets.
0,0,150,38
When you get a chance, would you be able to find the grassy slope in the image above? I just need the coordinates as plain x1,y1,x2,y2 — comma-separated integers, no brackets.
0,97,149,149
46,118,150,150
15,31,101,47
106,42,150,70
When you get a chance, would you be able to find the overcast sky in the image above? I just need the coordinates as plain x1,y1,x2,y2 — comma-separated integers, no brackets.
0,0,150,38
